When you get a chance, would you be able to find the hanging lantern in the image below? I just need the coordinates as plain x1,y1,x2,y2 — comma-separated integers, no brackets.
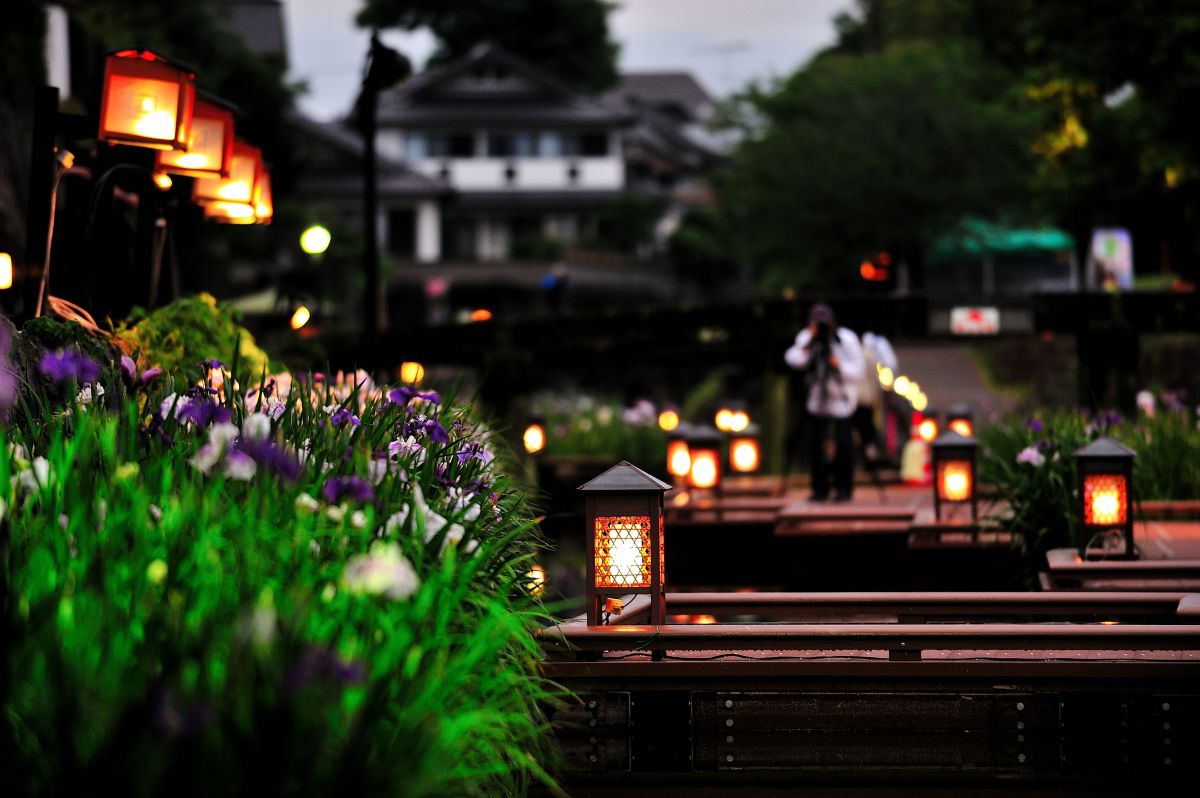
686,426,722,491
579,461,671,628
98,49,196,150
931,429,978,521
156,96,235,178
194,140,262,223
729,423,761,473
1074,437,1136,558
253,170,273,224
946,403,974,438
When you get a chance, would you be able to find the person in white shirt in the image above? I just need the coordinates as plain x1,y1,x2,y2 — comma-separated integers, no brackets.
853,331,898,460
784,303,867,501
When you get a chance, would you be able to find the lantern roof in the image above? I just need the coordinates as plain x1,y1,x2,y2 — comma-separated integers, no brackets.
108,48,199,77
931,428,977,449
1074,436,1136,460
685,426,723,447
946,402,973,418
578,460,672,493
733,422,761,436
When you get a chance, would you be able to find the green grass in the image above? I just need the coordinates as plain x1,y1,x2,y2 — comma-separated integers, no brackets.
2,337,563,796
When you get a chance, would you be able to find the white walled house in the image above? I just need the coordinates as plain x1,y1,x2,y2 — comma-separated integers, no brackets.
373,42,636,262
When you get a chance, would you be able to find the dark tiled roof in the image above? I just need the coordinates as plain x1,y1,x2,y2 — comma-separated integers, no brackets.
609,72,714,121
451,190,624,211
376,41,633,128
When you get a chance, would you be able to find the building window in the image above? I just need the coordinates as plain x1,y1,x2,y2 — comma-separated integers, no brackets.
442,218,477,261
406,132,427,159
489,132,536,157
387,208,416,257
560,132,609,157
538,131,562,157
425,132,475,158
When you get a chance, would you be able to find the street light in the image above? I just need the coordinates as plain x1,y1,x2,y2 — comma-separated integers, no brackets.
1074,437,1136,558
300,225,332,256
98,49,196,151
579,460,671,628
931,429,977,521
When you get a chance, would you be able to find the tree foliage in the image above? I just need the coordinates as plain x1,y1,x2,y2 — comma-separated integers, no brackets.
720,41,1036,290
357,0,621,92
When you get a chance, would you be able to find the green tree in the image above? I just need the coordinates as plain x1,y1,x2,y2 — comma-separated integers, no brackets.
723,42,1037,290
357,0,620,92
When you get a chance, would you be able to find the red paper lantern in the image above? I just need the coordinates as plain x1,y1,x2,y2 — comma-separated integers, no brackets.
99,49,196,151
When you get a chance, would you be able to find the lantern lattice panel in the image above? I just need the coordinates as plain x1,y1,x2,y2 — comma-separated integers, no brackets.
594,516,652,589
936,460,972,502
1084,474,1128,525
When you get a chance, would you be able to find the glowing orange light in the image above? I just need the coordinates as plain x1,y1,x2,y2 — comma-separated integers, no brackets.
693,615,717,625
399,361,424,384
470,308,493,322
594,516,651,589
917,419,938,442
98,49,195,150
730,437,760,473
527,564,546,597
728,410,750,432
860,261,877,281
688,449,720,490
714,408,733,432
667,439,691,477
949,419,974,437
658,408,680,432
937,460,972,502
290,305,311,330
151,171,173,190
157,98,234,178
1,252,14,291
194,141,262,222
1084,474,1127,525
253,171,273,223
523,423,546,454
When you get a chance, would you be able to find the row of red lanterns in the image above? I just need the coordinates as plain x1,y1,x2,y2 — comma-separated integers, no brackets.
97,49,272,223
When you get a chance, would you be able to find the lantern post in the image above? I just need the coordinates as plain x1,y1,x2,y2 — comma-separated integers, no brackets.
729,422,762,474
579,461,671,629
1074,437,1136,559
685,426,723,493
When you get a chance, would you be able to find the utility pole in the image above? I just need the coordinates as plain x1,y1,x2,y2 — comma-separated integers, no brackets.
356,31,411,349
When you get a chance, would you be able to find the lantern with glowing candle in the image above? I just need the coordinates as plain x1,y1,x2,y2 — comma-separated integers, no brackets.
686,426,722,491
931,429,978,521
915,410,939,444
156,96,234,178
98,49,196,150
666,423,692,482
946,404,974,438
714,404,734,433
729,423,761,473
579,461,671,627
523,416,546,455
0,252,12,290
1074,437,1136,558
194,140,262,223
253,171,273,223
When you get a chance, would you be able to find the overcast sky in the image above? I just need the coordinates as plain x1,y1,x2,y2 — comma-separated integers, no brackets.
286,0,851,120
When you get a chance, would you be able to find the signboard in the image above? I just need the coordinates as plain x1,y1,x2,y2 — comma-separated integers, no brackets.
950,307,1000,336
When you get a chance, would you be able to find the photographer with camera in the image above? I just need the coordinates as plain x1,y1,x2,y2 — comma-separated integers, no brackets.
784,303,867,502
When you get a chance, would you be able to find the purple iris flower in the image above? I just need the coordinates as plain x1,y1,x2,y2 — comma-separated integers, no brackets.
402,415,450,444
284,647,364,694
1026,419,1044,432
140,367,163,384
457,441,494,465
434,462,454,488
323,475,374,504
236,439,302,482
39,349,102,383
387,386,441,407
330,408,361,427
199,359,224,370
177,398,232,427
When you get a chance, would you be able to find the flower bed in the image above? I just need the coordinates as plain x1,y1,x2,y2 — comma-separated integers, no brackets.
530,392,665,468
1,318,558,795
979,409,1200,558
